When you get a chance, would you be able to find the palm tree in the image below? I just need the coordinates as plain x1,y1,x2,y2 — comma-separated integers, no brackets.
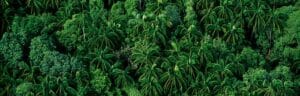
185,72,211,95
160,57,187,95
196,35,214,70
223,23,245,45
0,0,9,9
130,39,159,69
177,51,200,79
26,0,63,12
195,0,216,10
200,9,224,38
245,1,268,38
200,6,217,24
160,69,187,95
87,20,122,49
253,86,275,96
26,0,42,13
140,77,163,96
145,16,168,46
138,64,162,81
213,3,234,21
266,11,286,33
137,63,163,96
56,0,81,20
229,61,245,79
265,11,287,45
111,68,135,88
43,0,61,9
88,47,115,72
206,60,233,80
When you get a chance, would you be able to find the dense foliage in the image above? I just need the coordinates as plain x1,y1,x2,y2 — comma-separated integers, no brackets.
1,0,300,95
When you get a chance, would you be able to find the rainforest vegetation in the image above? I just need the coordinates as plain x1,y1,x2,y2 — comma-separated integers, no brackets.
0,0,300,96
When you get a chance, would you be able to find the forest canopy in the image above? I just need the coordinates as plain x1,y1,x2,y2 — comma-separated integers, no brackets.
0,0,300,96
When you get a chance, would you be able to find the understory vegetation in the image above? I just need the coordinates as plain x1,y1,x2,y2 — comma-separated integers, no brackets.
0,0,300,95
